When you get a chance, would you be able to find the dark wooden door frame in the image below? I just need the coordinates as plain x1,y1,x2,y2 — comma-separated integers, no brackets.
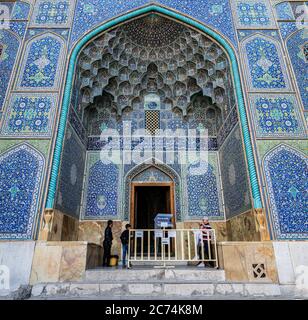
130,182,175,229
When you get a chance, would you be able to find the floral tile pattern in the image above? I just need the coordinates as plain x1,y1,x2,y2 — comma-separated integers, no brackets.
263,144,308,239
249,94,306,137
187,160,223,218
219,125,252,219
0,144,45,239
242,35,291,91
232,0,276,28
0,30,19,117
286,29,308,109
12,1,31,20
275,2,295,20
31,0,73,27
82,152,120,218
56,125,86,218
70,0,237,48
1,93,57,137
16,33,65,90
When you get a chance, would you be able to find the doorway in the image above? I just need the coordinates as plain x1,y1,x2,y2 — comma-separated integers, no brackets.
130,183,175,229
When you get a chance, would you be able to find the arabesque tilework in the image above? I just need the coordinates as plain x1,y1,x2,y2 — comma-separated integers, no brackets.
263,144,308,239
31,0,73,27
286,29,308,110
1,93,57,137
232,0,276,28
16,33,65,90
0,0,306,240
0,144,45,239
0,30,19,118
241,35,291,91
249,94,306,138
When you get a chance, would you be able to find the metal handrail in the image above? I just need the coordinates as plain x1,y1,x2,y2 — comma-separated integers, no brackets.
127,228,218,268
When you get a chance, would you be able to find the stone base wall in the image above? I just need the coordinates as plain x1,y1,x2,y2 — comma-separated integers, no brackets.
30,241,102,285
273,241,308,285
217,241,278,283
0,241,35,291
226,210,261,241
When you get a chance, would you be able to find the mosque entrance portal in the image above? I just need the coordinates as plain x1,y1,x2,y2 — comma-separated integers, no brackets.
131,183,175,230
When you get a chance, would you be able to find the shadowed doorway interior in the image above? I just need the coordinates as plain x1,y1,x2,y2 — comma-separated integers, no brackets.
135,186,171,229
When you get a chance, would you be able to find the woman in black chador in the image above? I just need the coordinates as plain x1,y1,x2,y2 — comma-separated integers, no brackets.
102,220,113,267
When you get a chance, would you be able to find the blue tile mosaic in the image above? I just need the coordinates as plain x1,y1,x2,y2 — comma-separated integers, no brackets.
286,29,308,109
16,33,65,90
70,0,237,49
82,154,120,218
232,0,275,28
250,94,306,138
275,2,295,20
187,160,223,218
31,0,73,27
242,35,291,91
132,166,172,182
219,125,252,219
1,93,57,137
238,29,280,42
56,125,86,218
263,144,308,239
10,21,27,38
0,30,19,117
278,21,298,39
0,144,45,239
12,1,31,20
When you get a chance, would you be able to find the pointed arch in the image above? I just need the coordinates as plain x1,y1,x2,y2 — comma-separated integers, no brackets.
46,4,263,211
124,159,182,221
0,143,45,239
16,32,66,90
263,144,308,240
241,33,291,92
0,29,20,111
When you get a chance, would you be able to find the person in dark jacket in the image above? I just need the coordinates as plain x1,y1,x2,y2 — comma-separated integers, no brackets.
120,224,131,268
103,220,113,267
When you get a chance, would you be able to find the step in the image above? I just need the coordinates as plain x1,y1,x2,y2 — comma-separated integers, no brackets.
84,267,226,283
30,281,282,298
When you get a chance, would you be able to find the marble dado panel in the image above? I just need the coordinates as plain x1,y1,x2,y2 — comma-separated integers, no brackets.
226,210,261,242
44,209,79,241
30,241,102,284
78,220,125,256
184,210,261,242
0,241,35,291
217,242,278,283
183,221,228,242
273,241,308,285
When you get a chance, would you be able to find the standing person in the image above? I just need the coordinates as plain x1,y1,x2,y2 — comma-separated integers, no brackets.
198,217,213,267
120,224,131,269
103,220,113,267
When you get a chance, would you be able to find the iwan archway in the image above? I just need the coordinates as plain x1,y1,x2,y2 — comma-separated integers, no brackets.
43,4,267,241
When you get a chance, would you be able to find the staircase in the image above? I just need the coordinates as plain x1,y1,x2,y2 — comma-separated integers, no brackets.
30,266,283,299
